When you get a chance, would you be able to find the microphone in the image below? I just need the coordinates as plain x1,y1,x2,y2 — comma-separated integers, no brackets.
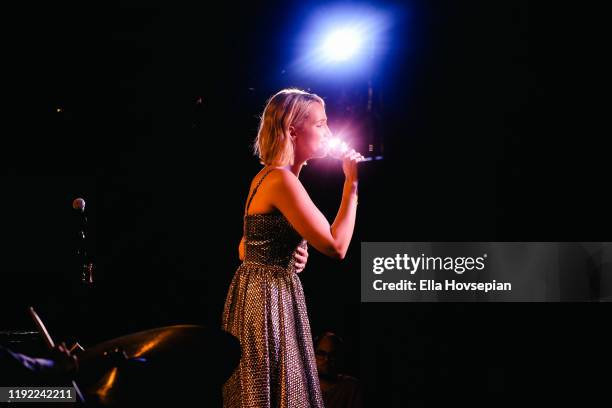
72,198,86,213
322,137,383,162
72,197,94,284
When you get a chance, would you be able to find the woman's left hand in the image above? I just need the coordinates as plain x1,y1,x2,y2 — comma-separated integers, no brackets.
294,243,309,274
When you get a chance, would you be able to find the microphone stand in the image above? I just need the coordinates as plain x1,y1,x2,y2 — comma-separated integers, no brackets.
73,199,94,285
71,198,100,348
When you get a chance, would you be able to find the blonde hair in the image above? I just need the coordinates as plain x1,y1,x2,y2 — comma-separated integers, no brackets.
254,88,325,166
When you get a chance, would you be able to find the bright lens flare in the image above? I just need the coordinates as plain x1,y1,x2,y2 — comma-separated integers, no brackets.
323,137,360,160
322,29,362,62
328,138,341,149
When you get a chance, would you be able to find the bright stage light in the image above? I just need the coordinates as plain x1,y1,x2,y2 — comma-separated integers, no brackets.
322,28,362,62
292,4,391,77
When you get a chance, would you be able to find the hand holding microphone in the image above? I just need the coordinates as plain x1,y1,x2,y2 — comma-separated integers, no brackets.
323,138,365,161
322,137,365,182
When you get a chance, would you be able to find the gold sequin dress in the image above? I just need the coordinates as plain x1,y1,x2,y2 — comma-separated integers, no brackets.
222,168,325,408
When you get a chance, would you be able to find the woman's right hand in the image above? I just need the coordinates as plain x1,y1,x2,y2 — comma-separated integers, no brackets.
341,148,364,182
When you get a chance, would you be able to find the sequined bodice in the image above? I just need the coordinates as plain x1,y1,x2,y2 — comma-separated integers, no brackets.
243,213,306,269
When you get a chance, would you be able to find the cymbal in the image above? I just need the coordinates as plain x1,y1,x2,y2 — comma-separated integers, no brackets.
76,325,240,406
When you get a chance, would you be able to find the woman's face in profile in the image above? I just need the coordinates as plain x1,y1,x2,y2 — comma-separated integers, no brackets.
295,102,331,160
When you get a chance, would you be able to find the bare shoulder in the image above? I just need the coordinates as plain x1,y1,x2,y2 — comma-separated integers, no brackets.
245,168,301,214
265,168,300,188
247,167,285,191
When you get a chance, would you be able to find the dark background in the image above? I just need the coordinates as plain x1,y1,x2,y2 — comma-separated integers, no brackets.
1,1,609,406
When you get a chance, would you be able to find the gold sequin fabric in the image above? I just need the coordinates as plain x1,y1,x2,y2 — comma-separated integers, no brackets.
222,169,325,408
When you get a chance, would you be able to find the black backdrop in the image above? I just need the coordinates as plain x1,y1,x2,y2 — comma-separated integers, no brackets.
2,1,609,406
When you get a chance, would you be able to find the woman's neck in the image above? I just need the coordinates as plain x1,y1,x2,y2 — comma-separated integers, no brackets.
289,161,305,178
289,151,309,177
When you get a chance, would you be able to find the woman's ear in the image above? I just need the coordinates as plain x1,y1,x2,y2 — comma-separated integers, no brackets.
288,125,297,139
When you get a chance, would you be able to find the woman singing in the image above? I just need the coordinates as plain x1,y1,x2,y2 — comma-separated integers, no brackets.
222,88,363,408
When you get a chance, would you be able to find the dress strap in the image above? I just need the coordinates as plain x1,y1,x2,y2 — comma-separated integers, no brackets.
244,167,276,217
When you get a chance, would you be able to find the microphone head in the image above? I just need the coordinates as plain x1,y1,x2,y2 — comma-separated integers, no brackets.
72,197,86,212
322,137,369,161
322,137,350,159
